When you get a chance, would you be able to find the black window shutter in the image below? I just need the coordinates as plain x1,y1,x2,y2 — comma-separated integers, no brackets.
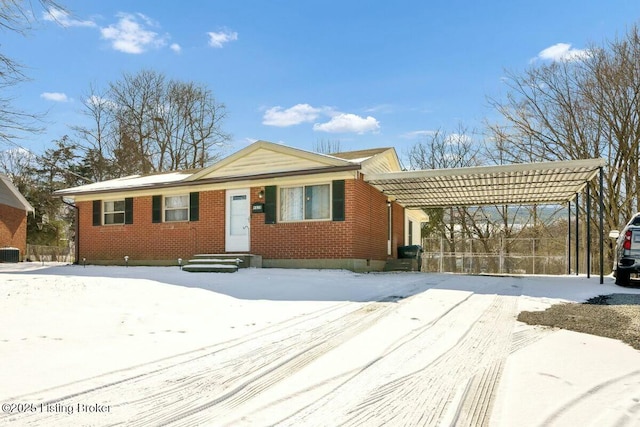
152,195,162,223
264,185,277,224
92,200,101,226
189,192,199,221
332,180,345,221
125,197,134,224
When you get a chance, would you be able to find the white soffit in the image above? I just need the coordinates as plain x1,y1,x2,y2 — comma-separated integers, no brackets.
365,158,606,208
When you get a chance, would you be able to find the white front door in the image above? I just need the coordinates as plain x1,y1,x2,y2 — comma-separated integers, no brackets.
226,189,250,252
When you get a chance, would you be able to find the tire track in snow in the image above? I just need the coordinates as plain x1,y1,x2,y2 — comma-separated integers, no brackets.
0,300,354,426
409,296,516,427
509,325,552,354
2,299,352,404
539,369,640,427
290,293,518,427
269,291,479,426
2,300,398,427
141,302,397,426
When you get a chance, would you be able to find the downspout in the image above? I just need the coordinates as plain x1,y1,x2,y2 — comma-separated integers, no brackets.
599,167,604,284
586,182,591,278
575,193,579,276
387,200,392,256
61,198,79,264
567,199,571,275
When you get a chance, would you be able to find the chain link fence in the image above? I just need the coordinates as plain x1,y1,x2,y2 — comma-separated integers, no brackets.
421,237,568,275
26,245,74,263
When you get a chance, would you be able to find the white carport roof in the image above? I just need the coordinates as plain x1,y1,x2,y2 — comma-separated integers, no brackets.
365,158,606,208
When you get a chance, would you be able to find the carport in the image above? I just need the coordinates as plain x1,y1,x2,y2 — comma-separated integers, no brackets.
365,158,607,283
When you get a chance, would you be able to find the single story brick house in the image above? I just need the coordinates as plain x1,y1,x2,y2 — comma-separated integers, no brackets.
0,174,34,261
54,141,427,271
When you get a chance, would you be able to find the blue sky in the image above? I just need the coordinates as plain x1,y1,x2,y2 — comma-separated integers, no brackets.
4,0,640,159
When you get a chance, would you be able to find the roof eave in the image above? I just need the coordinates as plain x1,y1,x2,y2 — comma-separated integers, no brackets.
54,164,361,197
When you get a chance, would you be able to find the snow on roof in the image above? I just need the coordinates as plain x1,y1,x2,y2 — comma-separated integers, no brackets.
0,174,34,213
54,171,193,195
54,142,392,197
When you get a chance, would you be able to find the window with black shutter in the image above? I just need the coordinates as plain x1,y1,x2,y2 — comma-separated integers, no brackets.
125,198,133,224
189,192,199,221
152,195,162,223
92,200,101,226
264,186,277,224
332,180,345,221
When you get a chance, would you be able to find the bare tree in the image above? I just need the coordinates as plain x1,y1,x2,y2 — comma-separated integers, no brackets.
0,1,65,145
108,70,165,175
0,135,85,245
487,25,640,270
0,146,36,188
407,125,552,273
71,84,115,181
407,125,482,170
314,138,342,154
407,125,485,271
155,80,229,170
75,69,230,177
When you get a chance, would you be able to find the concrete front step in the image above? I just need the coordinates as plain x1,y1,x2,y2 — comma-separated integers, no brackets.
191,254,262,268
182,253,262,273
182,263,238,273
188,258,244,265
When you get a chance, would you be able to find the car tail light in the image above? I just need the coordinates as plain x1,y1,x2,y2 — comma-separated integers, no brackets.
624,230,632,250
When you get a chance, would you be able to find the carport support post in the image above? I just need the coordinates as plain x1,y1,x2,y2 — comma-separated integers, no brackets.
586,183,591,278
575,193,579,276
387,200,392,256
439,236,444,273
567,199,571,275
599,167,604,284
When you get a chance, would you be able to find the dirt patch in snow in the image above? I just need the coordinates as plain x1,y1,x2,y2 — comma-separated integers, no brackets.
518,294,640,350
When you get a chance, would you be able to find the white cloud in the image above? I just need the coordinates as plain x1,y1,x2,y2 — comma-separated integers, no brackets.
101,13,167,54
170,43,182,53
313,113,380,134
85,95,119,112
263,104,323,127
401,130,436,139
87,95,106,106
40,92,69,102
536,43,590,62
263,104,380,134
207,30,238,48
43,7,97,28
364,104,395,114
445,133,473,145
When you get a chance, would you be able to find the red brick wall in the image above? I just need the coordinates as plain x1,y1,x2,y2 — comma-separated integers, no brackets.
251,178,395,261
349,177,392,260
392,201,405,257
250,184,354,260
77,178,402,263
77,191,226,262
0,203,28,258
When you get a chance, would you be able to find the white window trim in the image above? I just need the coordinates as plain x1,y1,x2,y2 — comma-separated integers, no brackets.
103,199,125,225
164,194,189,222
278,182,332,223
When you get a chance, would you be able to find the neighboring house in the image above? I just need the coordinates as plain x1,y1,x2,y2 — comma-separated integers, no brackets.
0,174,34,261
54,141,427,271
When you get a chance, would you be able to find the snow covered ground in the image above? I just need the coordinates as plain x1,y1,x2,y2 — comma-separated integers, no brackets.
1,263,639,426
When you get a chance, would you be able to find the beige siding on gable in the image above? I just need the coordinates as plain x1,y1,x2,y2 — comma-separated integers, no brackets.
360,150,402,176
200,148,334,179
